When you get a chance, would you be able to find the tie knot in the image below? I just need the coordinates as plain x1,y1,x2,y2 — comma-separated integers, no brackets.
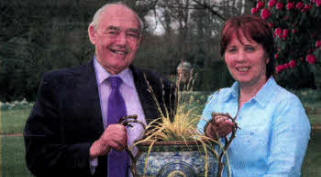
109,76,122,90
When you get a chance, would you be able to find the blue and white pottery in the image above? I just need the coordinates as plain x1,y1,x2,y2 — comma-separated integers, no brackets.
135,141,218,177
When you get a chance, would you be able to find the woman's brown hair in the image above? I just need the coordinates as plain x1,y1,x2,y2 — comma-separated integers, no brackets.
220,15,275,77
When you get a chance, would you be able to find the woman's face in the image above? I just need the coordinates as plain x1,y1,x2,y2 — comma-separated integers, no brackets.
224,32,269,88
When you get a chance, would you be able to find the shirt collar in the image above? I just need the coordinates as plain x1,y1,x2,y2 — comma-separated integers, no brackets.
222,77,276,108
221,81,240,102
252,77,276,107
93,56,135,88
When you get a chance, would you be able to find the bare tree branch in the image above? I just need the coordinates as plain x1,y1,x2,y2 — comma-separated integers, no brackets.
191,0,226,20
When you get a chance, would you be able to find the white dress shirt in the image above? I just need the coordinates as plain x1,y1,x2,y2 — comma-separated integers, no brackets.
91,58,147,176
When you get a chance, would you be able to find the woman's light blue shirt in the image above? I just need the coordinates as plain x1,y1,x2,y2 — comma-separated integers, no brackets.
198,77,311,177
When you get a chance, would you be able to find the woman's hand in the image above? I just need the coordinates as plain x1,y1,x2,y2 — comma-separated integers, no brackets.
205,113,235,139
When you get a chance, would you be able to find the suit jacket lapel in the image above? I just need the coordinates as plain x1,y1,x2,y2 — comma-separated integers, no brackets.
76,60,104,135
80,60,108,177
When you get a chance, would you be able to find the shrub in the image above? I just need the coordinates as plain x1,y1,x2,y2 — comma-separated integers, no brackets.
252,0,321,89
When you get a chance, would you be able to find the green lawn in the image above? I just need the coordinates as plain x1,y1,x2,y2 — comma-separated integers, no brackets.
302,130,321,177
0,90,320,177
1,136,33,177
0,129,320,177
309,114,321,125
0,108,31,135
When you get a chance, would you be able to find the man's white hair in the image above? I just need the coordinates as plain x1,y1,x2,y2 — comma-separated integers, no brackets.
89,2,144,32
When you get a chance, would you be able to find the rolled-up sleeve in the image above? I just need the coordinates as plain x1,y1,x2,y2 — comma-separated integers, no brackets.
198,94,217,134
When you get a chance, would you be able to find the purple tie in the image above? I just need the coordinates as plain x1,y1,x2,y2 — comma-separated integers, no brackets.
107,76,129,177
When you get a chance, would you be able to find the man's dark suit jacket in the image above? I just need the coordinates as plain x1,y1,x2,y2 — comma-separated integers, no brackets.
24,60,175,177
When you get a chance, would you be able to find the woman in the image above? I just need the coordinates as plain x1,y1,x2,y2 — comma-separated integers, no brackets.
197,15,311,177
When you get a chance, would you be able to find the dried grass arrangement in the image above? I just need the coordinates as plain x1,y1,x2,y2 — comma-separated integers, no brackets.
125,72,238,177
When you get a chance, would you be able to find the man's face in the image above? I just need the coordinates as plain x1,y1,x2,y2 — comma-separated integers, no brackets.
89,5,142,74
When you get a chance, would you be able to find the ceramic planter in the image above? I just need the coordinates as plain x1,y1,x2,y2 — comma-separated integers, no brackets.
134,141,218,177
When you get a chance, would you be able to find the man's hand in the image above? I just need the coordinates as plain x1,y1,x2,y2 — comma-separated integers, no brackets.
90,124,127,159
205,114,235,139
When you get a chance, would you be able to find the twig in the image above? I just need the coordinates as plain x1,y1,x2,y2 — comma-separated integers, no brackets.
212,113,239,177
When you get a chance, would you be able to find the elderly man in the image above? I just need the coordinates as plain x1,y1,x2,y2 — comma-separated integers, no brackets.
24,2,175,177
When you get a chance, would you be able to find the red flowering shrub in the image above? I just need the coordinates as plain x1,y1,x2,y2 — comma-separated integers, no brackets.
252,0,321,88
251,7,260,14
289,60,297,68
296,1,305,9
287,2,295,10
269,0,278,7
302,4,313,12
281,29,289,39
316,40,321,48
276,2,284,9
276,65,285,73
306,54,317,64
261,8,272,19
257,1,265,9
